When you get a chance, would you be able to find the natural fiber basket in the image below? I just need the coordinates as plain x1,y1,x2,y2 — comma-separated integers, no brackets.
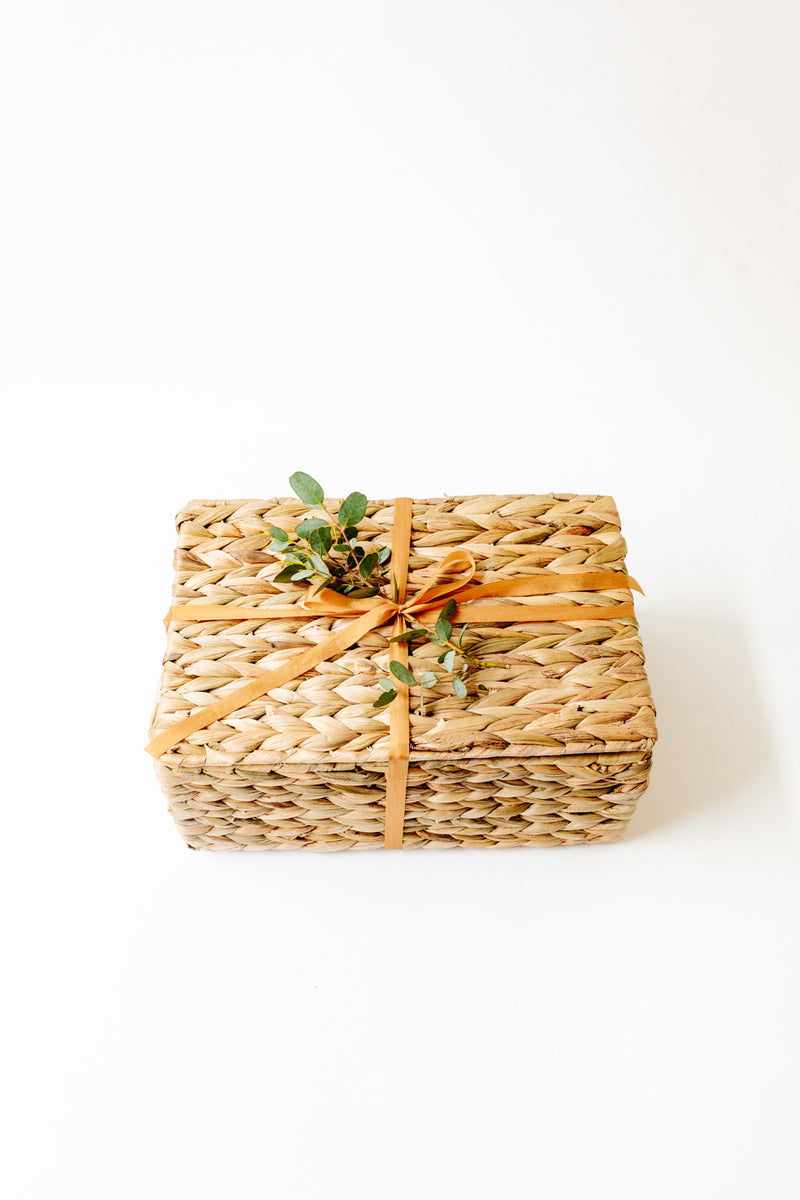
148,494,656,849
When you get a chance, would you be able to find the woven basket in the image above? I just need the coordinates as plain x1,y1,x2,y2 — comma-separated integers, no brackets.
149,494,656,849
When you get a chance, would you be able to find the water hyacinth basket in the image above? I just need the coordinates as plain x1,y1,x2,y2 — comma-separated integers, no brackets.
148,494,657,850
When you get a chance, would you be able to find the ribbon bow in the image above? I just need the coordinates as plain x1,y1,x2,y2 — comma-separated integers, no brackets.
147,498,642,847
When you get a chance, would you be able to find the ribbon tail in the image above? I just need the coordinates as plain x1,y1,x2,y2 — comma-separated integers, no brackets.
146,602,395,758
384,498,414,849
385,612,411,849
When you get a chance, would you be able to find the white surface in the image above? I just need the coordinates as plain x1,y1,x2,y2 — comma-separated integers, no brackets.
4,3,799,1198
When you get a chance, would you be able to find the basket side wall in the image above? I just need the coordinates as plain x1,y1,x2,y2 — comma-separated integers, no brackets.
157,749,654,850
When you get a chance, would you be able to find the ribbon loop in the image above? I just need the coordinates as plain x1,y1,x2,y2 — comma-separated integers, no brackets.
302,587,392,618
401,549,477,616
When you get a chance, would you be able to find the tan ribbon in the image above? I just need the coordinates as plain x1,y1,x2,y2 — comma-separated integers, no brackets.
146,498,642,847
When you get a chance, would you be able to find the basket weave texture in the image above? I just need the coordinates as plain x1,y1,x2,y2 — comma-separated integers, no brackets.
150,494,657,849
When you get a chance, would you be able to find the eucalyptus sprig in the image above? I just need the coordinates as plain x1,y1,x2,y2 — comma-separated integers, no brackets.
267,471,390,597
376,598,495,714
266,472,500,712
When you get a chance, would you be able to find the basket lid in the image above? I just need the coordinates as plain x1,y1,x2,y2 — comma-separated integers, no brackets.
150,494,656,769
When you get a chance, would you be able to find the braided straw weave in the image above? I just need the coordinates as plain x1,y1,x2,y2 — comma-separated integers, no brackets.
150,494,656,849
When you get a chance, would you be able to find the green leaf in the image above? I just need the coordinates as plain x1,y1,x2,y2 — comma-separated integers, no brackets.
453,676,468,698
378,677,396,691
389,661,417,688
308,526,332,556
308,553,329,574
441,599,457,622
268,540,290,553
345,585,380,597
419,672,437,686
373,688,397,708
274,565,298,584
435,614,453,643
377,546,391,563
295,517,329,537
289,471,324,507
268,525,289,543
338,492,367,529
291,568,314,580
390,628,428,644
359,552,378,578
343,526,360,544
443,649,457,672
458,626,466,647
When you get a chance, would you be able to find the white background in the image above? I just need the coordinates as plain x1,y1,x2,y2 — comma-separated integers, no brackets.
4,3,799,1197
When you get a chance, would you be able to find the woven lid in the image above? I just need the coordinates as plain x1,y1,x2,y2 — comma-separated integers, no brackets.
151,494,657,767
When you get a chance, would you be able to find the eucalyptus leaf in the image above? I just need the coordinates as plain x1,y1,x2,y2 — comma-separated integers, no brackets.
377,546,391,563
441,599,457,622
268,525,289,543
389,661,417,688
295,517,329,537
443,649,457,672
378,677,396,692
308,553,329,574
453,676,468,698
308,526,332,556
373,689,397,708
338,492,367,528
420,672,437,686
435,614,453,642
274,565,298,584
390,628,428,644
359,552,378,578
289,471,324,507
